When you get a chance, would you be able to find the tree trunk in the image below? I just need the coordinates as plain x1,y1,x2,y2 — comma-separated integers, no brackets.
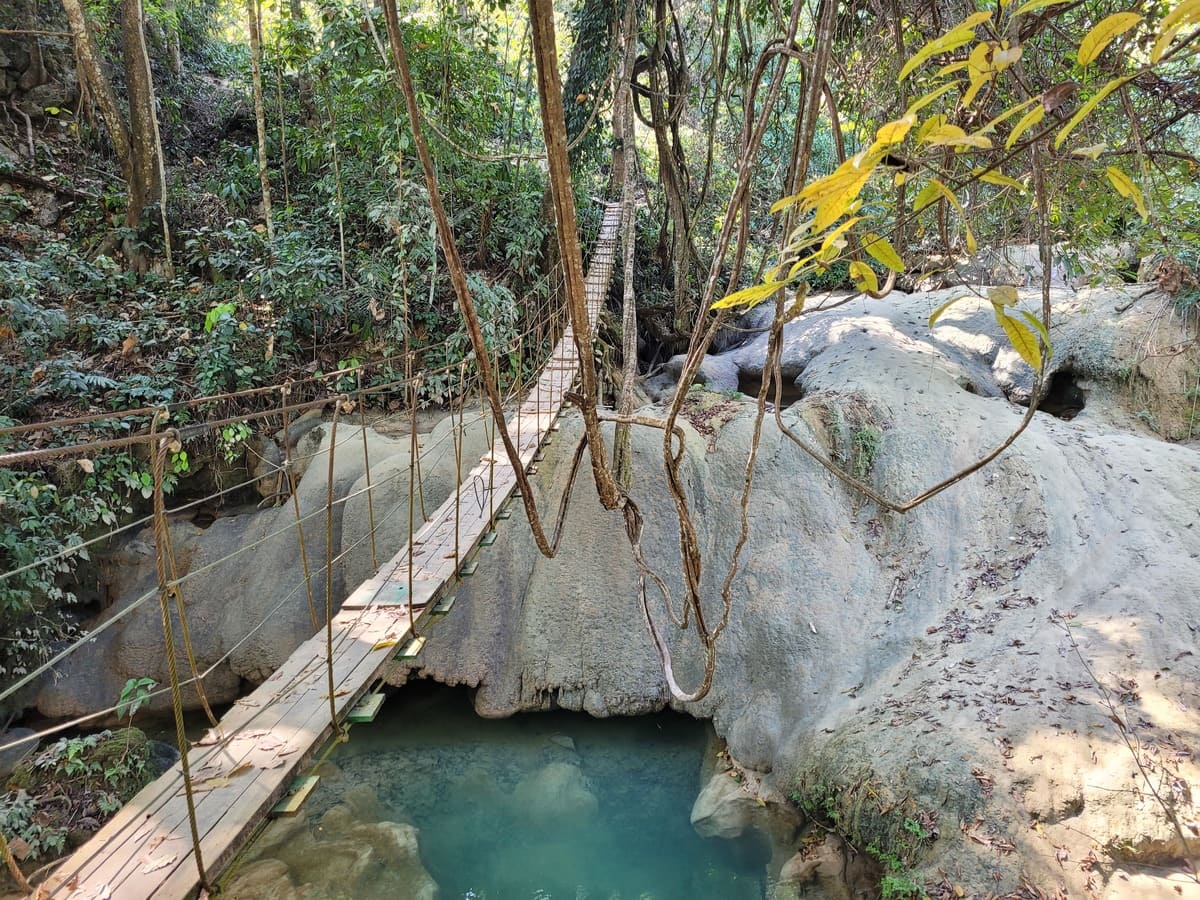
613,0,638,487
248,0,274,241
61,0,132,178
120,0,164,268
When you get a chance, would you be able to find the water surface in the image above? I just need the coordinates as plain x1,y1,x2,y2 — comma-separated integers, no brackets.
249,683,770,900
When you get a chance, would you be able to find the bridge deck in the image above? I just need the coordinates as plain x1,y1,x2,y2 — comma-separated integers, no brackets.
42,202,622,899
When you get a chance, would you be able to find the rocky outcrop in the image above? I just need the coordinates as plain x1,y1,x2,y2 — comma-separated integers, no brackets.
399,285,1200,895
35,415,493,719
227,805,439,900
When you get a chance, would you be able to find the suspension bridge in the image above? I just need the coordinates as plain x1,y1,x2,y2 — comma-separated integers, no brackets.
16,202,623,898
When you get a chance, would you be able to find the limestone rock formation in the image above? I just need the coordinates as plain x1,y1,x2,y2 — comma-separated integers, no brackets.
35,415,492,719
227,806,439,900
403,286,1200,895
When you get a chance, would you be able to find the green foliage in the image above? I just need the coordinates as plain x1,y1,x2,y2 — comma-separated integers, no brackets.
116,677,157,721
852,426,882,480
563,0,619,172
1,729,157,863
790,771,936,898
0,790,67,861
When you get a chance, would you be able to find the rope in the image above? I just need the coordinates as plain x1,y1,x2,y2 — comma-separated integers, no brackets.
357,375,380,571
151,435,209,892
323,399,344,731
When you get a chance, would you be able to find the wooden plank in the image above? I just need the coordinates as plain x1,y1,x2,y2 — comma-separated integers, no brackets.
270,776,320,817
345,692,386,724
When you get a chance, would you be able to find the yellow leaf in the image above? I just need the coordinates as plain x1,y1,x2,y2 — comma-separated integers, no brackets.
812,173,872,232
1071,143,1108,160
922,123,966,143
976,169,1027,191
1078,13,1142,66
894,171,908,187
898,12,992,81
923,124,993,149
371,639,400,651
1150,22,1184,63
914,181,942,212
935,60,971,77
1054,76,1131,150
922,179,977,254
1014,0,1073,14
905,82,959,116
820,216,863,255
1017,309,1053,357
850,261,880,293
787,250,821,279
916,114,947,143
712,280,787,311
769,194,800,215
1105,166,1149,220
987,285,1020,306
862,233,906,273
875,113,917,146
994,307,1043,370
1006,104,1044,149
979,96,1039,134
962,72,989,108
928,294,972,327
1161,0,1200,31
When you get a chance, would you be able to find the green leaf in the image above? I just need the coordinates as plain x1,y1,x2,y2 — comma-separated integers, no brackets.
711,280,787,311
1077,12,1142,66
994,306,1043,370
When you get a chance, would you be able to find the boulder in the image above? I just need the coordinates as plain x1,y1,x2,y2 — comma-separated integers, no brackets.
222,859,297,900
0,728,37,780
690,771,761,840
510,761,598,827
35,417,488,718
243,813,439,900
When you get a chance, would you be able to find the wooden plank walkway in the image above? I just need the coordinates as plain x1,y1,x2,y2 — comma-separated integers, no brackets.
41,202,623,900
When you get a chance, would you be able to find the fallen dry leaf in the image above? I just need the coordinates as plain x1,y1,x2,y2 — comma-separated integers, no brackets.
140,853,176,874
194,728,225,746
